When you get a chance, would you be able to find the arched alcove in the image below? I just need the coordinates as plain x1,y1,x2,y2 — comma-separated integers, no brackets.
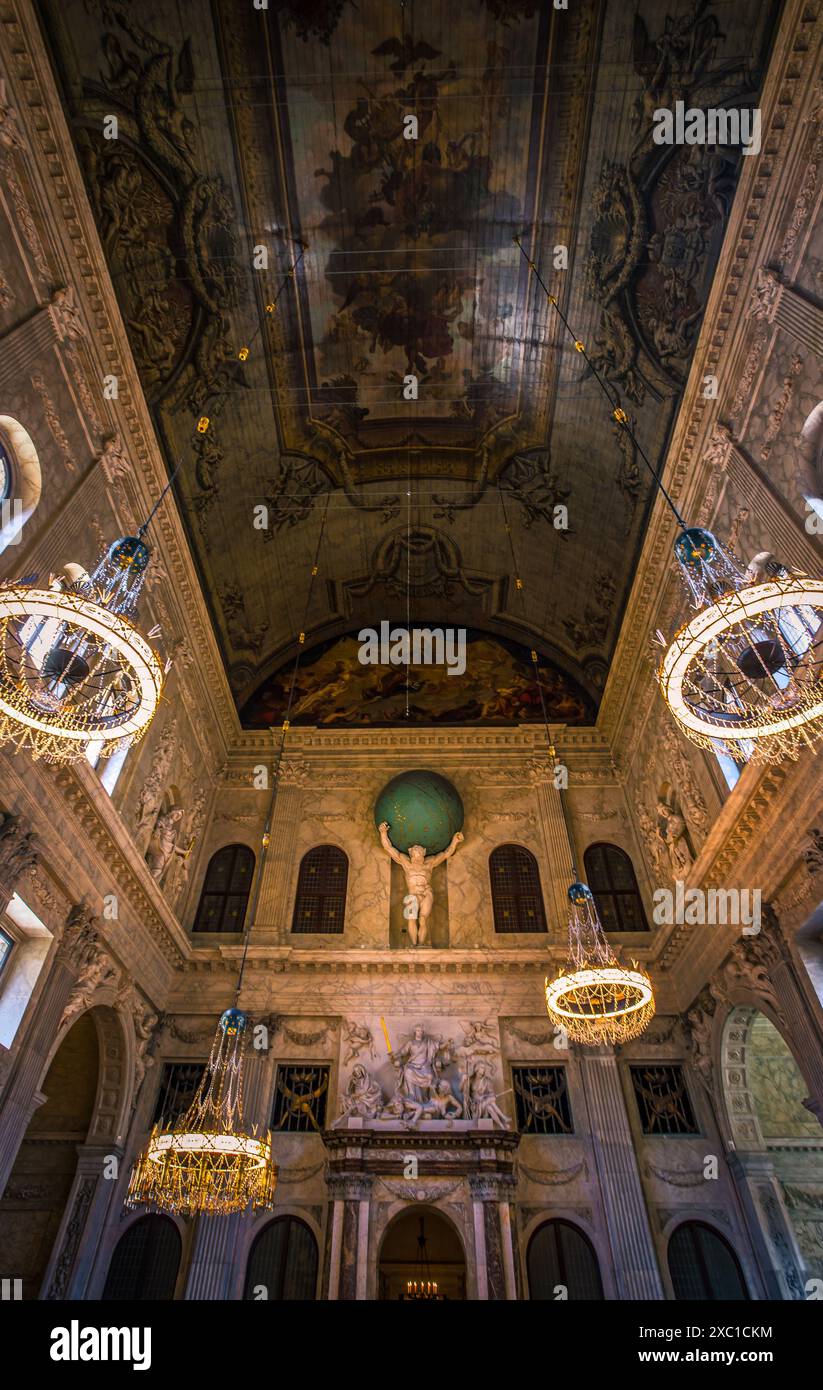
721,1006,823,1286
0,1011,99,1297
0,415,42,552
668,1221,749,1300
378,1205,466,1300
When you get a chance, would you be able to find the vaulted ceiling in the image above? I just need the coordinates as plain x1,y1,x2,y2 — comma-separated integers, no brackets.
38,0,778,724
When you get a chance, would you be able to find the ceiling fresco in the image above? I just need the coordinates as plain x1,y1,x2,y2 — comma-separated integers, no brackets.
37,0,779,721
242,629,597,729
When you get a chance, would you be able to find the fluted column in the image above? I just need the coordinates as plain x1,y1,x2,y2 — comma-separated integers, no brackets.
0,903,99,1193
579,1047,664,1299
183,1037,271,1299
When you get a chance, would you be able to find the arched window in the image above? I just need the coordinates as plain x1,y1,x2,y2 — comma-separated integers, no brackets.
193,843,255,933
668,1222,749,1300
527,1220,603,1300
583,842,648,933
243,1216,318,1299
489,844,547,933
0,416,42,553
291,846,348,934
102,1216,181,1300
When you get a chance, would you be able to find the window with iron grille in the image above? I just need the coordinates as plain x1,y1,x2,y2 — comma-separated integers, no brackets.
630,1065,698,1135
489,844,547,933
152,1061,205,1127
272,1064,330,1133
583,842,648,932
513,1065,573,1134
668,1222,749,1300
193,843,255,934
291,846,348,934
102,1215,181,1301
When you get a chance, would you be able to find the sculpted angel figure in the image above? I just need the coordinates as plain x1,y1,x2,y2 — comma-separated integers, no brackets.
378,820,464,946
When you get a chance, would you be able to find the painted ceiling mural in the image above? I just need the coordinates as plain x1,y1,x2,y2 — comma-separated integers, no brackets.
241,630,596,729
38,0,779,717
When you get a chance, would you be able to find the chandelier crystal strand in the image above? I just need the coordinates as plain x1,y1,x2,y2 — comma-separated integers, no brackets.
545,884,656,1046
126,492,329,1217
657,528,823,763
0,534,163,763
514,235,823,763
497,481,655,1045
125,1007,275,1216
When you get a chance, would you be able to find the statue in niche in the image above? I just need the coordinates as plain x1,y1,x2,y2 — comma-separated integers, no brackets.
655,799,694,875
461,1058,511,1128
145,805,187,883
378,821,463,946
339,1064,383,1121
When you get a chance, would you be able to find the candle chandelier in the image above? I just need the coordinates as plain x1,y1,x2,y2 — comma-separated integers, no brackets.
545,882,655,1046
515,237,823,765
657,528,823,763
126,1007,276,1217
0,531,163,764
498,487,655,1046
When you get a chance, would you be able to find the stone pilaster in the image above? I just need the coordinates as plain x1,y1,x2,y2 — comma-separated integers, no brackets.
324,1174,371,1300
468,1173,517,1300
727,1152,807,1299
578,1047,665,1299
42,1142,123,1300
532,768,577,929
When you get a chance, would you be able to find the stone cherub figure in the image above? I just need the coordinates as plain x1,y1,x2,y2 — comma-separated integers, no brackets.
378,821,464,946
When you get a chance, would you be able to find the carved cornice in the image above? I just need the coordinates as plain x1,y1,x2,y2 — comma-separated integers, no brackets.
0,2,238,756
599,0,823,750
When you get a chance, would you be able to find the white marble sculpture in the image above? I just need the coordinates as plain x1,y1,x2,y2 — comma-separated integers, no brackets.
378,821,463,945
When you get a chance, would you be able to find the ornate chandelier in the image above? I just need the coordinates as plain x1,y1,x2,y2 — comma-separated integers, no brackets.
658,528,823,763
545,883,655,1046
513,236,823,765
126,1008,276,1218
0,533,163,763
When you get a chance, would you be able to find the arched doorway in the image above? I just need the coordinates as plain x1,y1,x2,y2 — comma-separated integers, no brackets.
378,1206,466,1299
243,1215,318,1299
103,1216,181,1300
527,1219,603,1300
0,1012,99,1298
668,1222,749,1300
721,1007,823,1290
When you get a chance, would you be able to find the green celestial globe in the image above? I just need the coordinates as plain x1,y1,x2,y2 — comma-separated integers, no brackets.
374,769,464,855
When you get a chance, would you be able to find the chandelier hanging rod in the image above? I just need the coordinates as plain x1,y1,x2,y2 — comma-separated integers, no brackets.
497,479,579,880
233,490,330,1005
513,235,688,530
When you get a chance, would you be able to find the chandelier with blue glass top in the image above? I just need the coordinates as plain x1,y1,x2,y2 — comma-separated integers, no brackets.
515,236,823,766
0,527,164,764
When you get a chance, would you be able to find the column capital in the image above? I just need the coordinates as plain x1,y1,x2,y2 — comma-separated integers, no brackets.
468,1172,516,1202
327,1173,373,1202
